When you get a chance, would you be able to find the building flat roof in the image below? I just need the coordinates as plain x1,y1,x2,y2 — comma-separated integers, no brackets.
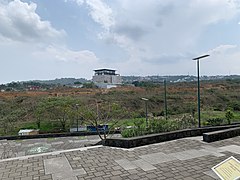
18,129,39,133
94,69,116,72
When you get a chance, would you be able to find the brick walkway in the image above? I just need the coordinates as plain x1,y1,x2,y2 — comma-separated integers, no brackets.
0,135,103,159
1,136,240,180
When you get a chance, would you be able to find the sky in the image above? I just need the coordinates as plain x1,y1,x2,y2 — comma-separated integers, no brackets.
0,0,240,84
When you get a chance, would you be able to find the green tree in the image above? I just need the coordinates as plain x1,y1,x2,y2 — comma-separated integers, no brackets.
0,99,27,135
225,110,234,125
39,97,78,131
79,100,129,140
34,101,47,129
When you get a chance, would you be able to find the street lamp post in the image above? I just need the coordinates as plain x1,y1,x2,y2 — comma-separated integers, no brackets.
75,104,79,132
164,79,168,120
141,98,149,127
192,55,210,128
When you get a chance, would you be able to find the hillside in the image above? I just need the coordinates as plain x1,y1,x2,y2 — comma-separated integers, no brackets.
0,78,239,136
34,78,89,85
122,75,240,83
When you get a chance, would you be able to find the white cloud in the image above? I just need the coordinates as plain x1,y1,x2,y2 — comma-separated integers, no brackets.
64,0,84,6
81,0,240,66
1,0,240,83
0,0,65,43
68,0,228,63
43,45,99,64
33,45,99,66
207,44,237,55
201,45,240,75
85,0,115,31
0,0,102,83
65,0,115,31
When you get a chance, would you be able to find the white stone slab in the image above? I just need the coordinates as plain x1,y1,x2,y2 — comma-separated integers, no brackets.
115,159,137,170
140,152,176,165
132,159,157,171
44,156,86,180
52,172,78,180
44,156,70,174
199,149,225,157
203,170,219,179
202,145,224,153
169,149,209,161
219,145,240,154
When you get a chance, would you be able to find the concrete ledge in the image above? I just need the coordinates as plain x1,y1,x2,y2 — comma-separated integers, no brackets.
0,131,119,141
203,127,240,142
104,124,240,148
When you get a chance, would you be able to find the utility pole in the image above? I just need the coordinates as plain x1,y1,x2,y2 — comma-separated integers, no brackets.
192,54,210,128
164,79,168,120
76,104,79,132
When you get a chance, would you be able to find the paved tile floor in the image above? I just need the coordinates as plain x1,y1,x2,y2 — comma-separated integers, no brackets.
1,136,240,179
0,135,103,159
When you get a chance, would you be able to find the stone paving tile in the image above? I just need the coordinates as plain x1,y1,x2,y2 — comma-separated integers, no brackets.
140,152,177,164
115,159,137,170
219,144,240,154
203,170,219,179
199,146,225,157
1,136,240,179
0,135,103,160
132,159,157,171
169,149,210,160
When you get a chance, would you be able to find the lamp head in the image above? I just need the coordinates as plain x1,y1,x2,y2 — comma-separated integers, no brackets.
192,54,210,61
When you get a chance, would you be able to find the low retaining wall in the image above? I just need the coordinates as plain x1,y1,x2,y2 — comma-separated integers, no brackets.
0,131,120,141
104,124,240,148
203,127,240,142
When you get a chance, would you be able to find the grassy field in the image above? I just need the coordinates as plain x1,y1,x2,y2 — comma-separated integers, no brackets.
3,110,240,136
0,79,239,136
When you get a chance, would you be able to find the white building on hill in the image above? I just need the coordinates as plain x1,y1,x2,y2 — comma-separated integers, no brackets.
92,69,122,88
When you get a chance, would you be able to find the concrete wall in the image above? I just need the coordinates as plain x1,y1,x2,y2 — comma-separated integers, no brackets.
92,75,122,84
104,124,240,148
203,127,240,142
94,83,117,89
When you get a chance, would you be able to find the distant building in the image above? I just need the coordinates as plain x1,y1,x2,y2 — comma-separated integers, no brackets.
92,69,122,88
18,129,39,136
27,85,40,91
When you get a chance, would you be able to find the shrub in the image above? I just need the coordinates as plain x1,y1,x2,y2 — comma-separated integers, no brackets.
228,102,240,111
152,111,164,117
121,118,180,138
206,118,223,126
121,118,146,138
177,115,197,129
225,110,234,125
121,128,136,138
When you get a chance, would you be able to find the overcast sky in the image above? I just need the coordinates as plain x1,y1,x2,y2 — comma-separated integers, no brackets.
0,0,240,83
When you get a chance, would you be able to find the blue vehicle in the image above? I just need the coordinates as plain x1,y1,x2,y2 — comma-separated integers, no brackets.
87,125,108,132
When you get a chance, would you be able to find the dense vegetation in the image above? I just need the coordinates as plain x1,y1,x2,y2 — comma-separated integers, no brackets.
0,79,239,136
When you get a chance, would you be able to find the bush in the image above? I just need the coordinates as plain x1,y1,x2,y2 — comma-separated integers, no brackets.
121,118,180,138
225,110,234,125
148,119,178,133
176,115,197,129
121,118,146,138
121,128,136,138
206,118,223,126
152,111,164,117
213,103,225,111
228,102,240,111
